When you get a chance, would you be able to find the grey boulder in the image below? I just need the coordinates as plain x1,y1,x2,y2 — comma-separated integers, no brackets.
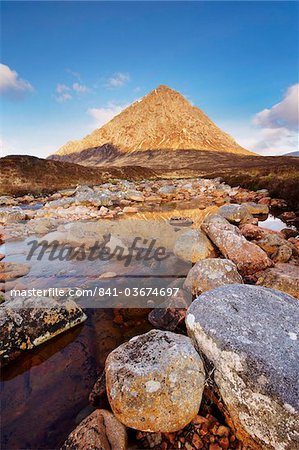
186,284,299,450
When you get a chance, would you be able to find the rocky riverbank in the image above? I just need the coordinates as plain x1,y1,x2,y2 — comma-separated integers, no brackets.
1,176,298,449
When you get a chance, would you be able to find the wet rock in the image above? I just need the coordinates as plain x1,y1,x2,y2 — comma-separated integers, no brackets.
202,214,272,276
0,296,87,364
279,211,296,222
270,198,287,208
258,197,271,206
240,223,283,240
281,228,298,240
148,290,189,331
89,371,107,407
0,262,31,282
184,258,243,297
218,204,252,224
105,329,205,432
60,409,127,450
242,202,269,215
256,263,299,299
174,229,215,263
186,284,299,450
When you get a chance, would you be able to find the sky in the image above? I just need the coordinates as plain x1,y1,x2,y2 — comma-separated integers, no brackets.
1,1,298,158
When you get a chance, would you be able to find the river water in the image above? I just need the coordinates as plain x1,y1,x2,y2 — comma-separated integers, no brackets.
1,207,297,449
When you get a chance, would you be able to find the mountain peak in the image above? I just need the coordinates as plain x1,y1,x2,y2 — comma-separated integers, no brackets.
54,85,253,157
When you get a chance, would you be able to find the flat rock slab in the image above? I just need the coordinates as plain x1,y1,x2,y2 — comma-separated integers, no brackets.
0,296,87,364
186,284,299,450
105,329,205,432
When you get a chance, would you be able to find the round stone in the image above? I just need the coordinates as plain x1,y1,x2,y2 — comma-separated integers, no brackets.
105,329,205,432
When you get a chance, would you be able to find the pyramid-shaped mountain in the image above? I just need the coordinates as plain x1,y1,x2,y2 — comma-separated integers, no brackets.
54,85,252,157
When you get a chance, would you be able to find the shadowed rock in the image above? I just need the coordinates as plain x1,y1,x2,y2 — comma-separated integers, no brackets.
0,296,86,364
60,409,127,450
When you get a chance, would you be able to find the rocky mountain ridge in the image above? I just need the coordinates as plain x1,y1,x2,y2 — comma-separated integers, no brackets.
53,85,252,157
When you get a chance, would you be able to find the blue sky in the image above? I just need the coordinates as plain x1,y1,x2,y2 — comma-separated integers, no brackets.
1,1,298,157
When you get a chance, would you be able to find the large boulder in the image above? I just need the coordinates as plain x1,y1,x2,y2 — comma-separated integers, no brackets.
174,228,215,263
184,258,243,296
0,296,86,364
201,214,272,276
218,204,252,223
186,284,299,450
60,409,127,450
256,263,299,299
105,329,205,432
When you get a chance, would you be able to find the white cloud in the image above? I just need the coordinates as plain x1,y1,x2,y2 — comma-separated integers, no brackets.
55,81,90,101
0,63,33,97
87,102,128,127
72,82,89,93
106,72,130,88
55,84,72,102
221,84,299,156
253,84,298,131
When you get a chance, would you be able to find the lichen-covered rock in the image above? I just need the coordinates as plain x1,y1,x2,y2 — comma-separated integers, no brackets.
256,263,299,299
218,204,252,223
201,214,272,275
186,284,299,450
174,228,215,263
60,409,127,450
242,202,269,215
183,258,243,296
256,234,297,263
0,296,87,364
105,329,205,432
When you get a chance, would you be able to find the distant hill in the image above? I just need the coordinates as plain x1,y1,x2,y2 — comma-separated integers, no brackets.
51,85,253,161
0,155,156,195
283,151,299,157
